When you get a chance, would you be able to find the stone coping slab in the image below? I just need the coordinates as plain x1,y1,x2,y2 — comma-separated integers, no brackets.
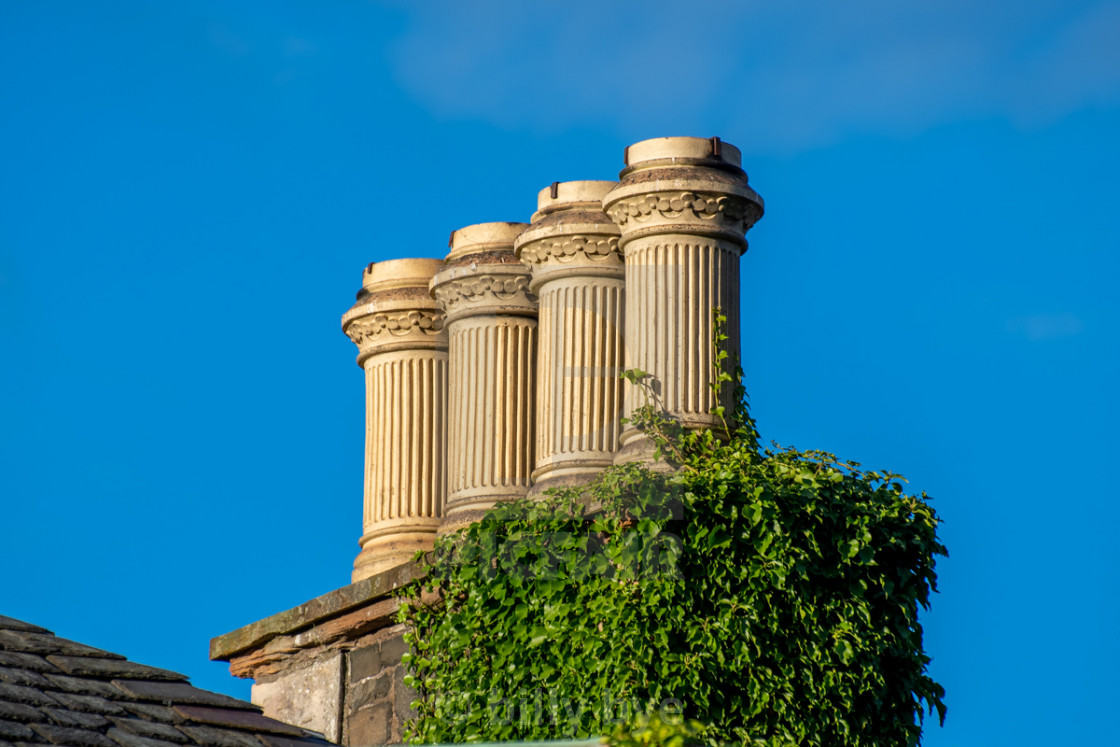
210,562,423,662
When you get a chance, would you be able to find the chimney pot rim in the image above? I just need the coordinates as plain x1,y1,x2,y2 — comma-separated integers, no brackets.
447,221,529,260
624,136,742,168
361,257,444,292
535,180,617,211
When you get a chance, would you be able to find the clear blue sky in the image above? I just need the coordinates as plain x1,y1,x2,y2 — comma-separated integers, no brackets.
2,2,1118,745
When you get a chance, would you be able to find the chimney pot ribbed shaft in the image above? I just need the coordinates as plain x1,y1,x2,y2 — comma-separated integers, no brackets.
430,222,537,532
516,180,624,495
604,136,764,465
342,257,448,582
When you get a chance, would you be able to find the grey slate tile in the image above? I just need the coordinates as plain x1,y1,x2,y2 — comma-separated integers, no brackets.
44,660,182,683
117,705,176,723
105,727,180,747
43,677,121,701
108,684,253,713
0,633,122,661
0,617,325,747
0,618,50,635
29,724,116,747
175,726,262,747
40,708,111,730
0,652,59,674
0,682,61,707
169,709,301,738
46,693,127,716
0,667,54,690
0,699,43,722
0,721,35,741
107,719,186,744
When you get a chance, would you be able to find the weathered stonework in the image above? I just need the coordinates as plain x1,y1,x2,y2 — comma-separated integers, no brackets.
515,181,624,496
603,137,764,465
430,222,537,532
344,626,414,746
342,259,448,582
251,653,344,742
211,563,428,747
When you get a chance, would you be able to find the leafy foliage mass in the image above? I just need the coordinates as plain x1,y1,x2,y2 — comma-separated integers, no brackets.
609,715,708,747
399,315,946,746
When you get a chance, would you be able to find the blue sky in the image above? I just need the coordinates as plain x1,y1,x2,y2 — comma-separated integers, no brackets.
2,2,1118,744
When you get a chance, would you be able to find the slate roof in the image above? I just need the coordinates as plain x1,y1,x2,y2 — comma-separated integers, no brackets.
0,615,332,747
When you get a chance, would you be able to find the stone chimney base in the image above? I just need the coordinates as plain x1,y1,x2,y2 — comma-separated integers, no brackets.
211,563,427,746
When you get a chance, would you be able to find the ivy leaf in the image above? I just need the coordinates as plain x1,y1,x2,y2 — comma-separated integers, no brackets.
834,638,855,664
707,527,732,551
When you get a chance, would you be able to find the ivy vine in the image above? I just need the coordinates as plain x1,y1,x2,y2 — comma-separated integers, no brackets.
398,311,946,746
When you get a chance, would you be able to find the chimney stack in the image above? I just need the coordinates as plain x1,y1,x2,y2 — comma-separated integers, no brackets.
515,181,624,496
341,258,448,582
214,137,766,747
603,137,764,464
429,222,537,532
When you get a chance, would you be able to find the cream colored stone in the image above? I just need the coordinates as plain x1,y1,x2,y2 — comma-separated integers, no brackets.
624,136,743,166
342,258,448,582
603,137,764,464
515,181,623,496
251,653,343,742
430,222,536,532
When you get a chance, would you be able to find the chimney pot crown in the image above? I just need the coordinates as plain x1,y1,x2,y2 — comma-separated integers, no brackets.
447,222,529,260
361,257,445,292
535,180,616,212
624,136,742,169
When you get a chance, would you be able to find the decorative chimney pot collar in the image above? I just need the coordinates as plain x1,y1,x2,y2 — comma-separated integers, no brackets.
515,180,623,292
605,137,764,252
342,258,446,365
430,222,535,324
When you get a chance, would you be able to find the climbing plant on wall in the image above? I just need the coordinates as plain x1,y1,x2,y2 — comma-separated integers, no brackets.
398,316,947,746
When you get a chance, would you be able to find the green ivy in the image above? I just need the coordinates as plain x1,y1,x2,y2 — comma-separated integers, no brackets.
609,714,708,747
399,313,946,746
